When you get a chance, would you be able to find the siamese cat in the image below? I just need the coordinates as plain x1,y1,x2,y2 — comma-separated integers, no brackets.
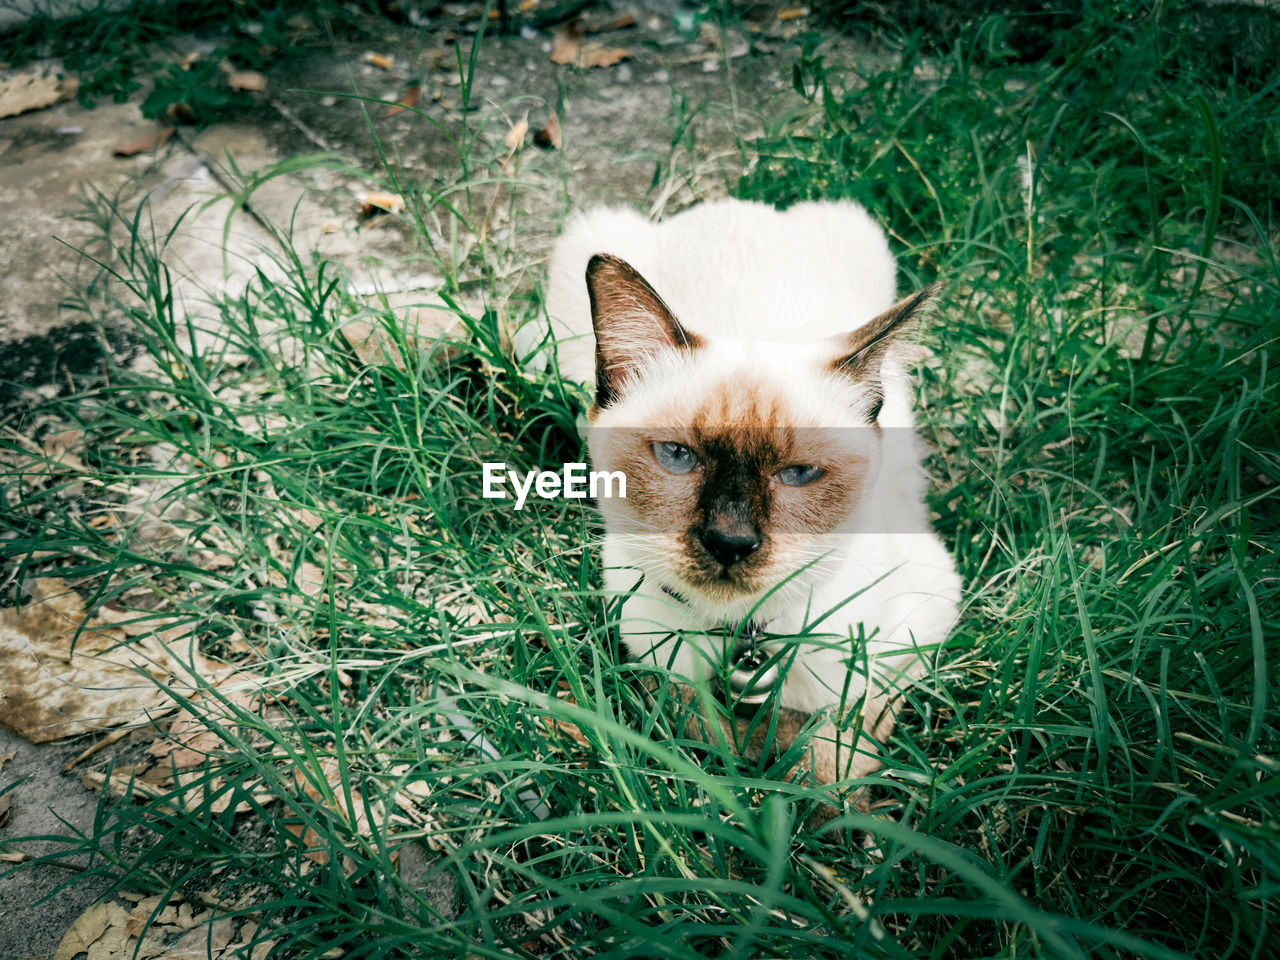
544,198,961,795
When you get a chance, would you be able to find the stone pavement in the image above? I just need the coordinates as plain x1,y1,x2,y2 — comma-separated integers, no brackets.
0,5,875,955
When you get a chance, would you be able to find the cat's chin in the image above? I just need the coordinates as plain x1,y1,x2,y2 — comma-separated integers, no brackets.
663,563,804,616
681,571,761,602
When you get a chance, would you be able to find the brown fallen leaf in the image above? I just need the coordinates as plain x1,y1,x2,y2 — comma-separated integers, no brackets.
146,672,267,770
41,428,85,472
542,715,590,747
504,111,529,150
283,758,373,872
228,70,268,91
338,297,463,370
124,896,163,939
294,560,328,599
583,45,631,68
383,83,420,117
113,126,174,156
777,6,810,20
359,190,406,215
168,916,235,957
534,110,562,150
52,900,125,960
0,578,199,742
60,895,227,960
550,19,584,65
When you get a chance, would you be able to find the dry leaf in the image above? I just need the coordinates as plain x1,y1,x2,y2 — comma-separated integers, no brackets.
59,896,232,960
124,896,163,939
0,69,63,119
361,51,396,71
53,901,112,960
777,6,810,20
41,428,85,472
228,70,268,91
550,20,632,69
113,126,174,156
583,45,631,68
504,111,529,150
283,758,372,872
534,111,562,150
0,578,199,742
383,84,420,117
359,190,406,215
543,716,590,747
550,20,584,65
168,917,235,957
339,297,463,370
146,673,266,770
294,560,327,598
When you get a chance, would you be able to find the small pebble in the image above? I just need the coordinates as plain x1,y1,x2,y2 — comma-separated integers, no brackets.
616,63,632,82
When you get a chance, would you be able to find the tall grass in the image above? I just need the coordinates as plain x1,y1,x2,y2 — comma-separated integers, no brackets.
2,1,1277,957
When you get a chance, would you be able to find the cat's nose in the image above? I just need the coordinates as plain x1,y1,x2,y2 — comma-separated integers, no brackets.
698,524,761,568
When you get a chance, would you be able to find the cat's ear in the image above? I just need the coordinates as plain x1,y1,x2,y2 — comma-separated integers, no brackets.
586,254,702,407
831,282,942,381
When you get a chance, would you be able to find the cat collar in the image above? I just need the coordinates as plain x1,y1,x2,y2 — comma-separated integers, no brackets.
724,623,780,718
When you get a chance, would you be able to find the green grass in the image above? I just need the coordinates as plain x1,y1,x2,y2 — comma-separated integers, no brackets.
2,2,1278,958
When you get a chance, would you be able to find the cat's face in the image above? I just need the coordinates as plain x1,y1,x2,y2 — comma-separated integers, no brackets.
584,254,937,607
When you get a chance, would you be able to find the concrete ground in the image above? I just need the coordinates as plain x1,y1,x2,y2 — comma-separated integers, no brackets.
0,3,874,955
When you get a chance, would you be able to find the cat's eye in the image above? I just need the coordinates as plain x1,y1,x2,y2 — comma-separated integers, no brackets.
776,464,825,486
652,441,699,475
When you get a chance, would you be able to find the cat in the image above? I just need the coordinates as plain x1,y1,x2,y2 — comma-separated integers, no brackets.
543,198,961,798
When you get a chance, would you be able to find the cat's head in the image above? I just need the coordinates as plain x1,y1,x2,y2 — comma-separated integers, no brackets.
584,253,939,607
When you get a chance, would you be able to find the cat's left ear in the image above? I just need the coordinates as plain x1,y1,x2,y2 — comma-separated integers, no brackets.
586,253,702,408
830,282,942,381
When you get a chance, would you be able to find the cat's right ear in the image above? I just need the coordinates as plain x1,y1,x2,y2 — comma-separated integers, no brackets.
831,282,942,379
586,254,701,407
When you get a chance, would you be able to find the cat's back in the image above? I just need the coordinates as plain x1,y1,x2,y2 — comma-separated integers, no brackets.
545,199,897,382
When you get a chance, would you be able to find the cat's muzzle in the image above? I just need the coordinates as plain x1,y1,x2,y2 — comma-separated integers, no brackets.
719,641,781,718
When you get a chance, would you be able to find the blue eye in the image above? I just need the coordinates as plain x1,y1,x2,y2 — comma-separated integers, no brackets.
776,464,825,486
652,441,698,474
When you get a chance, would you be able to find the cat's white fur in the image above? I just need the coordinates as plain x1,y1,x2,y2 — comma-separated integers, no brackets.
545,198,960,726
